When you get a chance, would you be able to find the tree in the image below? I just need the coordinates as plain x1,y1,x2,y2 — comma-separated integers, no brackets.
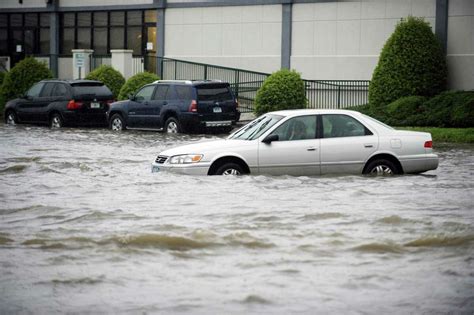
368,16,447,110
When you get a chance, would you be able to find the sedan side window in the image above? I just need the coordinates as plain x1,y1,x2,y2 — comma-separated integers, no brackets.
270,116,317,141
135,85,156,102
26,82,45,98
322,114,372,138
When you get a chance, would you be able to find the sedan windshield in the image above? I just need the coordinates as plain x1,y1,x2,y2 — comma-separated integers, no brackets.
229,114,283,140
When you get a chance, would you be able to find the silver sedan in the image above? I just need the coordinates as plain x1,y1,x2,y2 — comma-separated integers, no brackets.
151,109,439,176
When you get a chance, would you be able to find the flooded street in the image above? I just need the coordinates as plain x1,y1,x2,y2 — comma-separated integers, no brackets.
1,124,473,314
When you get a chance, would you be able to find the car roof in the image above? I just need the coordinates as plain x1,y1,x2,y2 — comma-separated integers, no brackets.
268,108,365,117
40,79,103,85
152,80,227,86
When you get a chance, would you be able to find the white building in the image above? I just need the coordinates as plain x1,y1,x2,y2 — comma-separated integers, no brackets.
0,0,472,90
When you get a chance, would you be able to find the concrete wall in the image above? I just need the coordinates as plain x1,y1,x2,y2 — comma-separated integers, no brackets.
164,5,282,73
291,0,436,80
0,0,46,9
59,0,152,7
446,0,474,90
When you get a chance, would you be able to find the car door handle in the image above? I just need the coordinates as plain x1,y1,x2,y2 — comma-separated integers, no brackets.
307,147,317,151
364,144,374,148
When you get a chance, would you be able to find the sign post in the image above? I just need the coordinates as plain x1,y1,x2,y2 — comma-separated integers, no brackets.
72,49,93,80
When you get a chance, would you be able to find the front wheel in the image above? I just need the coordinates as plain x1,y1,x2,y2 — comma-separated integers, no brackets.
164,117,181,134
109,114,125,131
215,163,244,176
50,113,63,129
364,159,400,176
5,111,17,125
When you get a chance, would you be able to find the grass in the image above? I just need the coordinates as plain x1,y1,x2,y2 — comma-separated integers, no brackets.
397,127,474,143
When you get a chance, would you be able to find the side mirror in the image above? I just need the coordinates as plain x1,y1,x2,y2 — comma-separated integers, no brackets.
128,93,136,101
262,134,279,144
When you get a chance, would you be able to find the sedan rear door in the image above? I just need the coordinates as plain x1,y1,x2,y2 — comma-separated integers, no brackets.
319,114,378,174
258,115,320,176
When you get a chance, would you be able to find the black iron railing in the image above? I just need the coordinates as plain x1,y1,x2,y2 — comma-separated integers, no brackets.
152,57,369,113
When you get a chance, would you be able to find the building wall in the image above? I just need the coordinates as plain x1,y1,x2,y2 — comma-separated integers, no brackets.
164,5,282,73
446,0,474,90
291,0,436,81
59,0,153,7
0,0,46,9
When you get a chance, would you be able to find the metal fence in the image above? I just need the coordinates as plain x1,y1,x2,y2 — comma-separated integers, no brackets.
90,54,111,71
155,57,369,113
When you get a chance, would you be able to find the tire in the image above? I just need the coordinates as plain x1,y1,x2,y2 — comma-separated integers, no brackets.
164,117,181,134
50,113,63,129
364,159,400,176
215,162,244,176
110,114,125,131
5,111,17,125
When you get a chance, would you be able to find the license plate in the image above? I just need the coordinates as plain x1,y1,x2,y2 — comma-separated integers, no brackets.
213,107,222,113
152,165,160,173
90,102,101,109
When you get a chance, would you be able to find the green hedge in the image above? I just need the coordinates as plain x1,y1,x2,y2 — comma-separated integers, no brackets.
385,96,428,126
85,65,125,99
369,16,447,110
118,72,159,101
0,57,53,115
254,69,307,116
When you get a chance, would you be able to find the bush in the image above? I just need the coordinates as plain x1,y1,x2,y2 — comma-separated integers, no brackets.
369,16,447,110
254,69,307,116
85,65,125,99
118,72,159,100
0,71,5,87
421,91,474,127
385,96,427,126
0,57,53,115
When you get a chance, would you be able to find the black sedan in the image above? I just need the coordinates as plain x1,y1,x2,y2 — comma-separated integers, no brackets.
4,79,114,128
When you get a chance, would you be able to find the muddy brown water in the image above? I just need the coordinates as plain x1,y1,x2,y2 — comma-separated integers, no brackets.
1,124,473,313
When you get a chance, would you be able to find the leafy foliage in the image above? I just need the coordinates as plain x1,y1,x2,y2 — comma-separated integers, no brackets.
118,72,159,101
420,91,474,127
254,69,307,116
385,96,427,126
85,65,125,99
0,57,52,115
369,16,447,110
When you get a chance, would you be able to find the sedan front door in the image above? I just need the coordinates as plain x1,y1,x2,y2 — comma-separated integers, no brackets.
258,115,320,176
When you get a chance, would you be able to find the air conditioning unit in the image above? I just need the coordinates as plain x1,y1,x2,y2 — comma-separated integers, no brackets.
0,56,10,72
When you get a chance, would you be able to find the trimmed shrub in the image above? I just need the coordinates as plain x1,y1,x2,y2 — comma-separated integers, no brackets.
369,16,447,110
385,96,427,126
421,91,474,127
0,71,5,87
118,72,159,100
0,57,53,114
85,65,125,99
254,69,307,116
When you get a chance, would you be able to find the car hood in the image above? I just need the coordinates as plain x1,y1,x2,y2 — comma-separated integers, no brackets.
160,139,255,158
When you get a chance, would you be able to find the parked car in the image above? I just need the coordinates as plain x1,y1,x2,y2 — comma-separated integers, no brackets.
3,79,114,128
107,80,240,133
151,109,439,176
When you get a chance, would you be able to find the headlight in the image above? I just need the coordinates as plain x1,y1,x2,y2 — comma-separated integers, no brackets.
169,154,203,164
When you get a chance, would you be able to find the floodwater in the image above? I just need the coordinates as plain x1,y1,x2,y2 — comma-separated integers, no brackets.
0,123,473,314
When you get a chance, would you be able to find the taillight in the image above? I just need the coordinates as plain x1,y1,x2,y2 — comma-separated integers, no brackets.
106,100,114,105
235,100,239,108
189,100,198,112
424,140,433,148
67,100,83,110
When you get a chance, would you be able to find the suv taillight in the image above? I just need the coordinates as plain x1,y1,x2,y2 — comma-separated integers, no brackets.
424,141,433,148
106,99,114,105
189,100,198,112
67,100,83,110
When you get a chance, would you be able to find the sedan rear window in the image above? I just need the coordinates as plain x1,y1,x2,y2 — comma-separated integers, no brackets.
197,86,233,102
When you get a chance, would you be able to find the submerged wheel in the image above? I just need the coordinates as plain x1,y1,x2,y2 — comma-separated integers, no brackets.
364,159,400,176
110,114,125,131
215,162,244,176
5,111,17,125
50,113,63,128
164,117,181,134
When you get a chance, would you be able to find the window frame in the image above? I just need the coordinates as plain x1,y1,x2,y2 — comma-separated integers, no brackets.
319,114,373,139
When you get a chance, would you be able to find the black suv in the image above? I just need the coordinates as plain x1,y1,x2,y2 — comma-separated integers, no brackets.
4,79,114,128
107,80,240,133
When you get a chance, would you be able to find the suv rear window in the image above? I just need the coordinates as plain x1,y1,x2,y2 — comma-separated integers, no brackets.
72,84,112,98
196,85,233,102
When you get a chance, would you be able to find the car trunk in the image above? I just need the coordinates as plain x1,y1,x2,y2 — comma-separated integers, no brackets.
195,84,237,121
71,83,114,114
